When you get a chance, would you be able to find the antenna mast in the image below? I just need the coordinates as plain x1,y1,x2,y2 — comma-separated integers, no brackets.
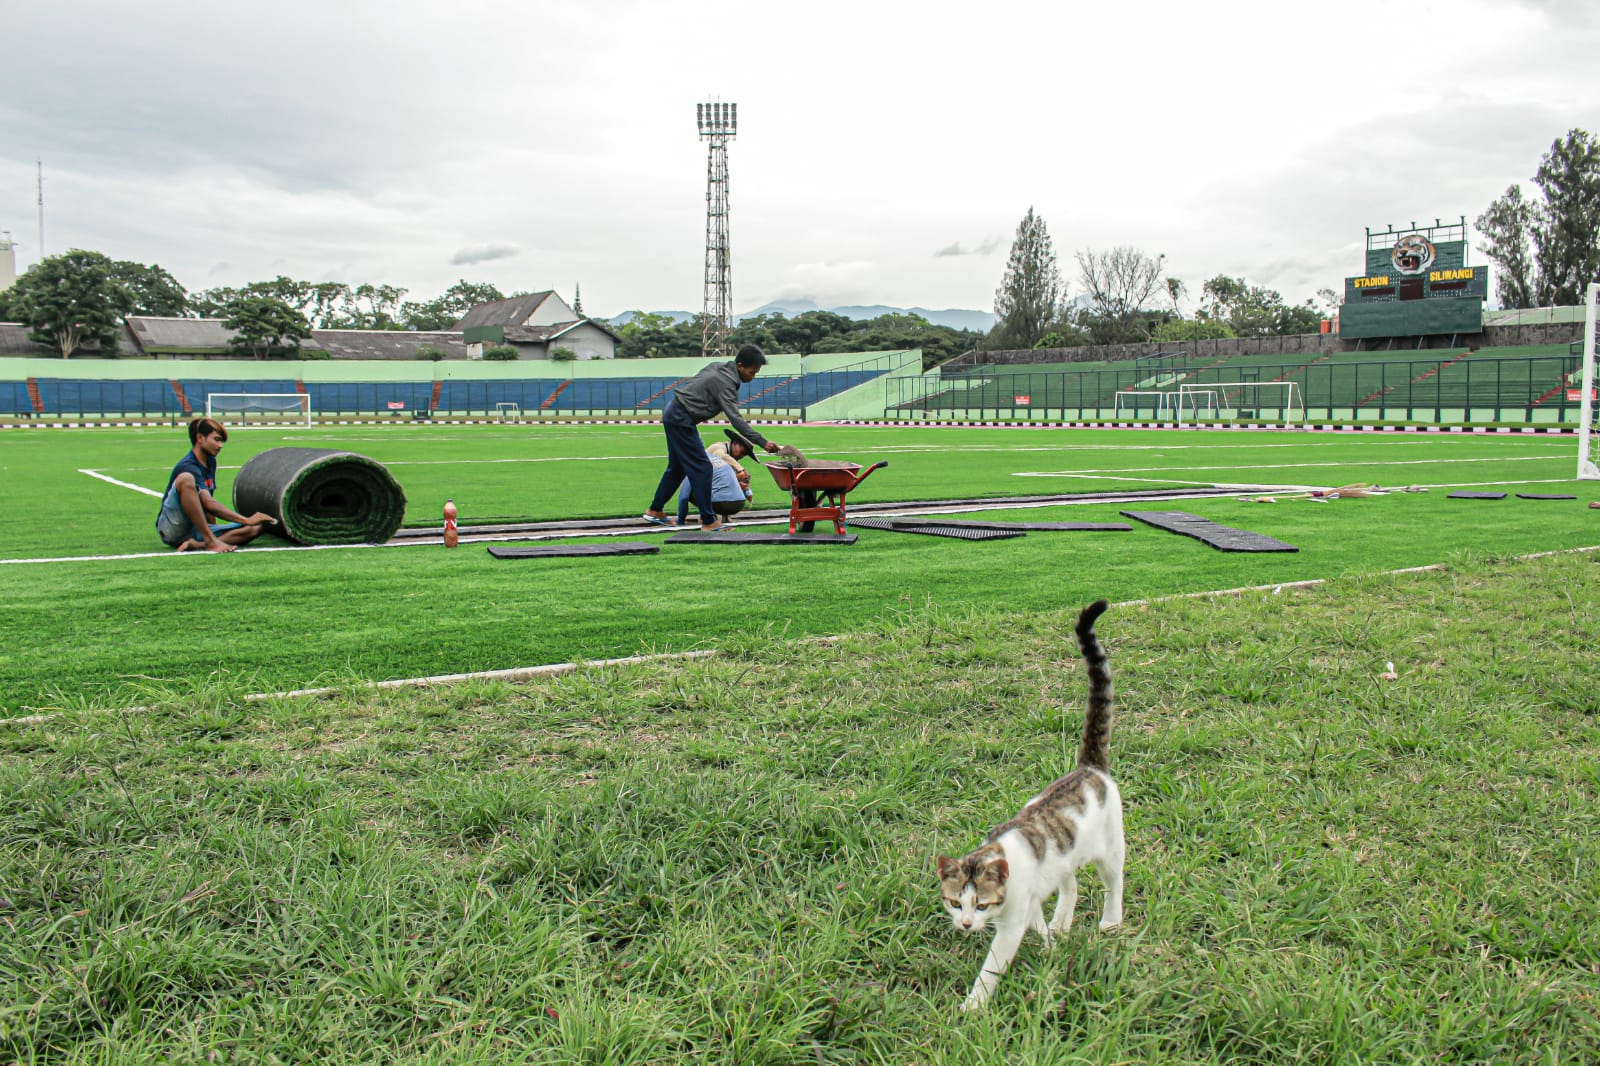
36,160,44,260
696,101,736,359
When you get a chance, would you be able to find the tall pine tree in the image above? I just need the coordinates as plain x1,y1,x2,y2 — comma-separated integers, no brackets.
1530,129,1600,306
992,207,1062,349
1477,128,1600,308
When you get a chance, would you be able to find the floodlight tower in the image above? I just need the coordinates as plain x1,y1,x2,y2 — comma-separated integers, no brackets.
697,101,736,358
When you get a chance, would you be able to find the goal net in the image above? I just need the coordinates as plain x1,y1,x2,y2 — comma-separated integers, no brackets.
1112,390,1178,420
1579,281,1599,480
204,393,312,427
495,402,522,422
1178,381,1304,426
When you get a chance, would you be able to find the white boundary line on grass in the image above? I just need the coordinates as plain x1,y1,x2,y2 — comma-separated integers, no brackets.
4,545,1597,729
79,468,164,497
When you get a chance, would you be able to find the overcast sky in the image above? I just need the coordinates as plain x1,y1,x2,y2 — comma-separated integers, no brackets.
3,0,1597,320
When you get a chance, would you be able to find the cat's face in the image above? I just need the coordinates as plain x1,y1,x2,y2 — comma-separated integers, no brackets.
936,846,1009,932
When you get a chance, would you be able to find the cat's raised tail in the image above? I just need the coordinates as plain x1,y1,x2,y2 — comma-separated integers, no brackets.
1074,600,1113,772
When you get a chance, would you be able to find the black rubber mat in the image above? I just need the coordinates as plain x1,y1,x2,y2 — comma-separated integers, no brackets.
851,517,1131,532
664,531,858,545
1515,493,1576,500
488,542,660,558
851,522,1025,540
1120,510,1298,552
1448,491,1508,499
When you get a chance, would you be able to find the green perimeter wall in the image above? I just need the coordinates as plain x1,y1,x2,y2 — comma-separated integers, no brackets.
0,349,924,420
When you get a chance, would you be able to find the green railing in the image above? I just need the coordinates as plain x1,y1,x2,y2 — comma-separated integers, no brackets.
885,353,1586,424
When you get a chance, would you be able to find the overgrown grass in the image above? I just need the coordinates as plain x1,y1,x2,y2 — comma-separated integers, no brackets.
3,551,1597,1062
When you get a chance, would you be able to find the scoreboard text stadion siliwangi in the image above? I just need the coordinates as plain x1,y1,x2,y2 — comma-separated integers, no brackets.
1339,217,1487,341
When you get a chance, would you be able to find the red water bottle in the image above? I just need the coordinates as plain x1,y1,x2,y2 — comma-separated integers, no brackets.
443,498,459,548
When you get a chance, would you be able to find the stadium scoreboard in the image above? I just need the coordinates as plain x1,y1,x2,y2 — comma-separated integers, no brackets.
1340,218,1486,340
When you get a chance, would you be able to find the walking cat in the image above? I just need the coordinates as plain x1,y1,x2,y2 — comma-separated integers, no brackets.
935,599,1125,1011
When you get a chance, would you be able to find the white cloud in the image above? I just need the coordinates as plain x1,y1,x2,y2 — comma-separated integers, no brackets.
450,243,521,266
2,0,1597,317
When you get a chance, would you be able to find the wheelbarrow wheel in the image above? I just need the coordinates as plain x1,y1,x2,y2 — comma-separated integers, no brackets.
797,488,818,533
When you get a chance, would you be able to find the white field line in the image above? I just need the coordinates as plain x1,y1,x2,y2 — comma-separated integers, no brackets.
5,547,1596,729
79,469,164,497
1013,453,1569,477
0,541,422,566
250,649,722,701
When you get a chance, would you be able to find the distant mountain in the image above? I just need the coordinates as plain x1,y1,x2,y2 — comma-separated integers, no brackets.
603,309,697,327
603,301,994,333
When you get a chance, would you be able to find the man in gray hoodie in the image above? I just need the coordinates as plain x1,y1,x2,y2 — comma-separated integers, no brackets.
643,344,783,531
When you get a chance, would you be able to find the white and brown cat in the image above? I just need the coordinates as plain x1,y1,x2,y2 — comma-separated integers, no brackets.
936,599,1125,1011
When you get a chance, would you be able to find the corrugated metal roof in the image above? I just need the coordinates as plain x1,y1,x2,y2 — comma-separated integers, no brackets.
129,316,237,349
310,330,469,360
454,292,554,330
0,321,139,356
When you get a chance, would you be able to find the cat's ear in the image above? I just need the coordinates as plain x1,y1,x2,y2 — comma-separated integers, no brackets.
976,849,1009,882
936,855,960,880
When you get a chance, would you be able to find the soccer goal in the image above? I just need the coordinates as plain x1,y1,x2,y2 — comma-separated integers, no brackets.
1112,390,1178,421
1578,281,1599,480
495,402,522,422
204,393,312,427
1178,381,1304,426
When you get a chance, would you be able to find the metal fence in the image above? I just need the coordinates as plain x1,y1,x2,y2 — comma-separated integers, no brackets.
886,353,1586,424
6,355,903,420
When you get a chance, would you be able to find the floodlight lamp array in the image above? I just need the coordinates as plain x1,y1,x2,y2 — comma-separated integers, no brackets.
696,102,737,136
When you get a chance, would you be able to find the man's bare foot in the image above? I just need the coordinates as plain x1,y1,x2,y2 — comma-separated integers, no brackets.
204,541,236,553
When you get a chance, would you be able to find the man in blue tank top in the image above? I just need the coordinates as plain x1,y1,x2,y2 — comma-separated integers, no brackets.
155,417,276,552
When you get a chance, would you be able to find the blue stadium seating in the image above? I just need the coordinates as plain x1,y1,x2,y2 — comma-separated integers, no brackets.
305,382,435,415
0,382,34,415
744,368,885,407
178,380,299,414
32,378,177,416
435,379,562,413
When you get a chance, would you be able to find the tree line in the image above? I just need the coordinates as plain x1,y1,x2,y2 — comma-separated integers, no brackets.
611,310,982,367
0,249,985,364
0,256,516,359
988,126,1600,351
988,207,1335,351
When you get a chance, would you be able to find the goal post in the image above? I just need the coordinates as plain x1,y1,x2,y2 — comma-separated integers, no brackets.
1112,390,1178,421
1178,381,1304,426
1175,387,1221,423
1579,281,1599,481
495,401,522,422
204,393,312,427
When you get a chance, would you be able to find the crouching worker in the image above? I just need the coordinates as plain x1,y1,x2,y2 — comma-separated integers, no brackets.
156,417,277,553
676,449,754,526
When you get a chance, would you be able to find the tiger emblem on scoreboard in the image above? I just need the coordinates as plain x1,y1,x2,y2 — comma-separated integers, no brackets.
1391,233,1436,276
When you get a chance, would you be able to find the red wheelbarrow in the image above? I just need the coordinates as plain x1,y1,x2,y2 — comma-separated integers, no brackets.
767,460,889,534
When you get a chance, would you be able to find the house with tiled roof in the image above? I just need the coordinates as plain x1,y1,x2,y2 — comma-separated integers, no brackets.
456,291,619,360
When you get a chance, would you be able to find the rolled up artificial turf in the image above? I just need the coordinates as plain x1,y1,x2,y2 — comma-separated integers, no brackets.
233,448,407,545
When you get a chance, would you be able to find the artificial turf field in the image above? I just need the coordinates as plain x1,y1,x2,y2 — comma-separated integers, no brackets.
1,421,1596,716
